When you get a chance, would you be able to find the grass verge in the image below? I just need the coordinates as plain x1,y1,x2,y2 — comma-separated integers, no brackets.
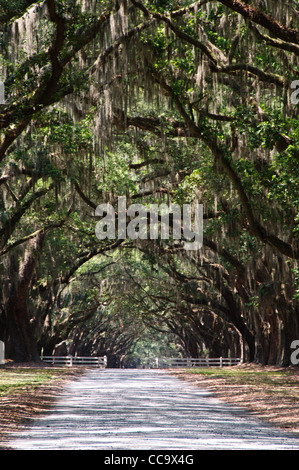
0,363,87,449
172,363,299,435
0,368,67,394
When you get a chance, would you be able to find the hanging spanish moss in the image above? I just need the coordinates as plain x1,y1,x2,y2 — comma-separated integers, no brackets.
0,0,298,365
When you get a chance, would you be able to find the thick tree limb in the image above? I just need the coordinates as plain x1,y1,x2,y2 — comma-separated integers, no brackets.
249,23,299,56
61,239,124,285
212,63,286,88
217,0,299,45
0,216,70,257
149,69,299,260
0,182,54,249
74,181,97,210
130,0,221,64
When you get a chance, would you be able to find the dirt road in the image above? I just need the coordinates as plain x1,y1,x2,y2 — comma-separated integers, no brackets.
8,369,299,450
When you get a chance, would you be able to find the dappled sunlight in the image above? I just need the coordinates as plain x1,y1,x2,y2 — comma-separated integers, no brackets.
8,370,299,450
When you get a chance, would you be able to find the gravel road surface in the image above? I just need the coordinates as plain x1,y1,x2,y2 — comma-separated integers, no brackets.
9,369,299,450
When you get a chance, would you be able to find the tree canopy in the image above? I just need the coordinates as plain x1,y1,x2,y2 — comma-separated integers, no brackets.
0,0,298,366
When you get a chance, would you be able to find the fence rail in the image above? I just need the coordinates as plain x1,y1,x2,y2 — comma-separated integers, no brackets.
41,355,107,368
40,355,241,369
146,357,242,369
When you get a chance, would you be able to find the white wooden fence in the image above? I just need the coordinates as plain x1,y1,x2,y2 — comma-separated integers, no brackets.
40,355,241,369
146,357,242,369
41,355,107,368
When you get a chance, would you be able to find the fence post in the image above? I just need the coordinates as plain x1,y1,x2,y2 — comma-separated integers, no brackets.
220,356,223,368
0,341,4,364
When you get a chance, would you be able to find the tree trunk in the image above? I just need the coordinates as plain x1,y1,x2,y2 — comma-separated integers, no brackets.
264,307,280,365
4,233,45,362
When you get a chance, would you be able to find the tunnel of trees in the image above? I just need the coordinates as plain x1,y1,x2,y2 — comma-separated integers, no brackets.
0,0,298,366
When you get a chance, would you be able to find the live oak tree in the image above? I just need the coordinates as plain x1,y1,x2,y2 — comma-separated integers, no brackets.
0,0,298,365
